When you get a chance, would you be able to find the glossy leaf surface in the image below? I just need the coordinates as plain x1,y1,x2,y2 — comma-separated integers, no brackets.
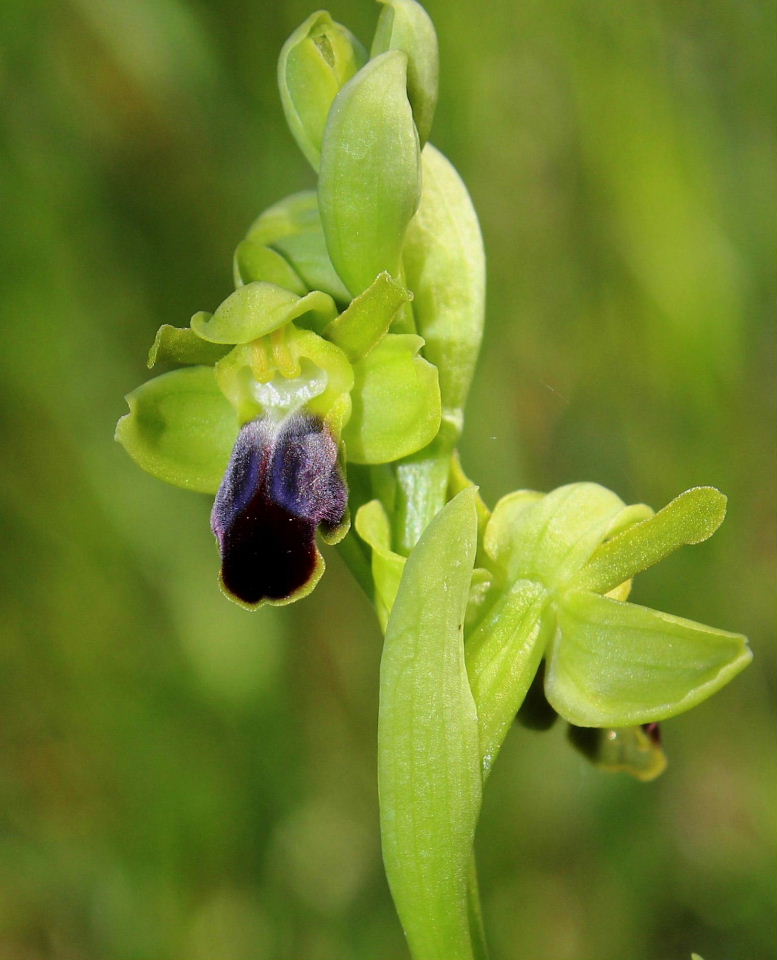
379,488,480,960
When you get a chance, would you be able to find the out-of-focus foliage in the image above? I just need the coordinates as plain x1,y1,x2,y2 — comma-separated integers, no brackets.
0,0,774,958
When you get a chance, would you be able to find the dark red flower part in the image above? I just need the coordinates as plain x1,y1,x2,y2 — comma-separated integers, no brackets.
211,414,347,606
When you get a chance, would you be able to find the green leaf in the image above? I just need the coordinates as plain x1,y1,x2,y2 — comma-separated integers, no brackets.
191,283,338,344
379,488,481,960
324,271,412,361
278,11,367,169
319,51,421,296
464,579,550,777
545,589,752,727
354,499,406,629
147,325,231,369
371,0,439,145
343,333,441,464
232,239,307,294
484,483,627,589
115,366,238,494
574,486,728,595
402,145,485,434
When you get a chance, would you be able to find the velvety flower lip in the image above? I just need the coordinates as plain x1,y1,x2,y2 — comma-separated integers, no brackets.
211,413,347,606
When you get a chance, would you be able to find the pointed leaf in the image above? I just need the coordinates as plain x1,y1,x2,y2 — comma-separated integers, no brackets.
371,0,439,145
147,325,230,368
545,589,752,727
324,271,412,361
115,366,238,494
319,51,421,296
574,486,728,595
343,333,441,464
379,488,481,960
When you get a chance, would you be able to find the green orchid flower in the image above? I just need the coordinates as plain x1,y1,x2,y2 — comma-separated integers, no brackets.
465,482,752,776
116,273,441,609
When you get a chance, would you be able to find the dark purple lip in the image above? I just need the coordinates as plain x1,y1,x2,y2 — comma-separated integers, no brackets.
211,413,347,606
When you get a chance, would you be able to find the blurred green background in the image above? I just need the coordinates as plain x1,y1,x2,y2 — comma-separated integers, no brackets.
1,0,775,957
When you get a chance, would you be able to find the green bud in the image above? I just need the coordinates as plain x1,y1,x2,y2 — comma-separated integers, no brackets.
319,51,421,297
371,0,439,146
278,11,367,170
246,191,352,304
403,146,485,438
233,239,307,294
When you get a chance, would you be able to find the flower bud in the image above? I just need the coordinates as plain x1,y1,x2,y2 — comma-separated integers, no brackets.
371,0,439,146
278,11,367,170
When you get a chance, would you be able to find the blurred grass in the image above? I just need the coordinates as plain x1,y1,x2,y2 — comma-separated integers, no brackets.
0,0,774,958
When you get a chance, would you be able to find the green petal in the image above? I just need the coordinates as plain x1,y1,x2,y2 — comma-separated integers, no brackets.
343,333,441,464
464,579,551,778
147,325,231,368
484,483,627,589
574,486,728,595
378,488,481,960
402,145,485,432
371,0,439,146
319,51,421,296
232,239,307,294
278,11,366,170
545,589,752,727
354,499,406,630
115,366,238,494
191,283,338,344
323,271,412,361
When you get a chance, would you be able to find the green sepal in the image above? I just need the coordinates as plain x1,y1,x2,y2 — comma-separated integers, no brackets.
278,11,367,170
246,192,352,304
147,325,231,369
567,724,667,782
354,499,406,630
343,333,441,464
271,230,353,305
574,486,728,595
191,283,338,344
402,145,485,435
323,271,412,361
464,579,550,777
233,239,307,294
371,0,439,146
115,366,238,494
319,50,421,296
378,488,481,960
545,589,752,727
246,191,320,244
484,483,627,589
